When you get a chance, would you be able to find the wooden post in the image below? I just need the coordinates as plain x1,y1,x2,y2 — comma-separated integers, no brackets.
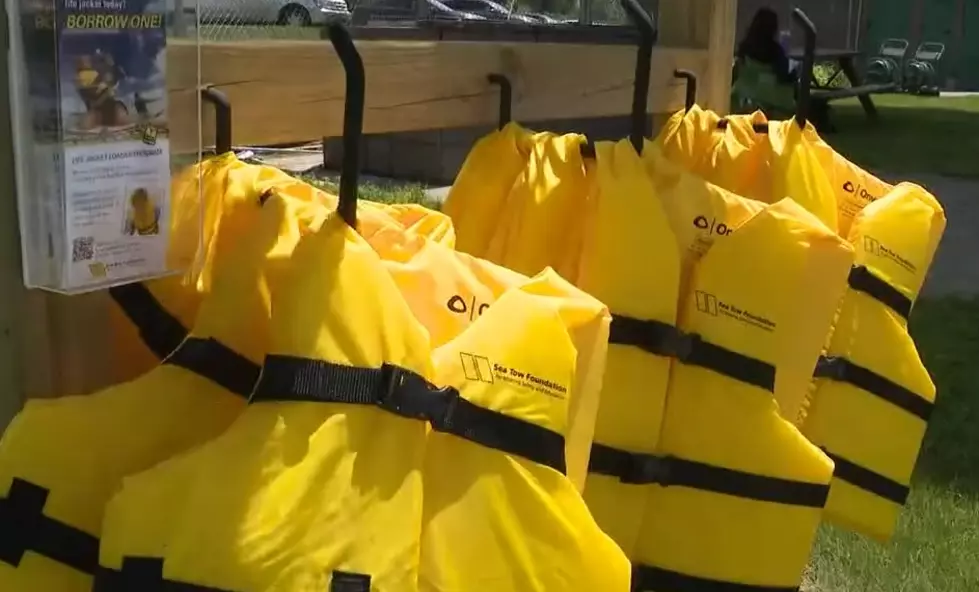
704,0,738,115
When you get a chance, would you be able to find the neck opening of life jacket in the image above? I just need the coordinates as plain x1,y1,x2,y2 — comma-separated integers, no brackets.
579,140,837,592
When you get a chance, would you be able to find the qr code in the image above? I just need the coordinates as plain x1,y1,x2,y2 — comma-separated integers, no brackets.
71,236,94,262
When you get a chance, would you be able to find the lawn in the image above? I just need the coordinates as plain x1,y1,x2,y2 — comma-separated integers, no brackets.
828,94,979,179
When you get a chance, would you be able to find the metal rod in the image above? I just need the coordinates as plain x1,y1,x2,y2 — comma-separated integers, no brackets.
200,86,232,155
487,73,512,129
793,8,817,129
673,69,697,111
619,0,657,153
326,23,365,229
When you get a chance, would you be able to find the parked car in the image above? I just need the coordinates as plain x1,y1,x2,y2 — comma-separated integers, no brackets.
424,0,487,21
165,0,351,27
439,0,536,23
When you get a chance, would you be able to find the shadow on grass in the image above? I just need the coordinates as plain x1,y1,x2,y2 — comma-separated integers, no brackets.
826,96,979,179
907,295,979,493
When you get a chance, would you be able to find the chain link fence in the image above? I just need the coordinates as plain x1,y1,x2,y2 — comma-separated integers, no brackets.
169,0,659,42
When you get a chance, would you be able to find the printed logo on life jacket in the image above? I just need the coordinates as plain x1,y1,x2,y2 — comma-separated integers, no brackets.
447,294,491,321
695,290,776,332
459,352,568,399
693,215,734,236
842,180,879,204
863,236,917,273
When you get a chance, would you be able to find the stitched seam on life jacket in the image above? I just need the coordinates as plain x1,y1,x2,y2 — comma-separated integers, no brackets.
588,443,829,508
822,449,911,505
608,314,776,392
631,563,801,592
0,478,99,575
94,559,232,591
814,356,933,421
163,337,262,398
109,283,189,360
250,354,567,474
847,265,913,320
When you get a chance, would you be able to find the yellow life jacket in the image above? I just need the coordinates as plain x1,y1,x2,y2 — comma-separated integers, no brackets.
0,180,272,592
580,140,850,591
0,170,457,591
97,192,627,591
655,106,721,178
108,155,457,384
798,183,945,541
668,115,949,540
801,126,894,237
481,131,590,281
441,122,536,258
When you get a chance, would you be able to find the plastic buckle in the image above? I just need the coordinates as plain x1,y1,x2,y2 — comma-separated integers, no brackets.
623,453,672,486
426,388,461,433
816,356,850,382
662,329,699,363
376,364,431,421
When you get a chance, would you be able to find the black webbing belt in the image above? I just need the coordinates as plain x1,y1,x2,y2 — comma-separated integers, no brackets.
251,355,567,474
95,557,370,592
609,315,776,392
164,337,262,399
589,443,830,508
813,356,933,422
94,558,230,591
109,283,188,360
822,449,910,506
631,564,801,592
847,265,913,320
0,478,99,575
811,267,929,505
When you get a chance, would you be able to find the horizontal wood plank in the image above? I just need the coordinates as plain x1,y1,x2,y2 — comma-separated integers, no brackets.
167,39,709,152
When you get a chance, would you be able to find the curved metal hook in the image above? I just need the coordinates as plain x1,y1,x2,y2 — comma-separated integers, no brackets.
327,23,365,228
487,73,512,130
201,86,232,155
673,69,697,111
792,8,816,129
619,0,657,153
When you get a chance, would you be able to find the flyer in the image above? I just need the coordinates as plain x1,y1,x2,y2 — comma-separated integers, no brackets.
15,0,173,291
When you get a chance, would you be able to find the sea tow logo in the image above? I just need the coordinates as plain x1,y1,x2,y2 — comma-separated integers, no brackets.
694,290,776,332
458,353,568,399
693,215,734,237
842,180,879,203
446,294,491,321
863,236,917,273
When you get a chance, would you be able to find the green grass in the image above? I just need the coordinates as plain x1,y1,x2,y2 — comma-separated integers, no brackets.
803,296,979,592
827,94,979,178
301,175,444,210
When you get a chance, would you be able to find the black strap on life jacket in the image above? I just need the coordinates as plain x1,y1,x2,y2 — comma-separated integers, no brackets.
95,558,371,592
588,443,830,508
0,478,99,575
847,265,913,320
608,315,776,392
631,563,801,592
814,356,933,421
822,449,910,506
94,557,230,591
108,283,189,360
250,354,567,474
164,337,261,398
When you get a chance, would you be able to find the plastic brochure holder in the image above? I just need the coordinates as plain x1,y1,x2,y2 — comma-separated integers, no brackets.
6,0,202,293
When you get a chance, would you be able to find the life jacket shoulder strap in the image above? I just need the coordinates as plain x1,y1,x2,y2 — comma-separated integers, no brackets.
109,282,188,360
164,337,261,398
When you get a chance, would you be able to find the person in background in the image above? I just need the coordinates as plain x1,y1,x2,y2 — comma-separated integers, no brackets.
737,7,796,85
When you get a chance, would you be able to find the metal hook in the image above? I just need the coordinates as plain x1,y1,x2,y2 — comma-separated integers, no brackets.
200,86,232,155
673,69,697,111
792,7,816,129
326,23,365,229
620,0,657,154
487,73,512,130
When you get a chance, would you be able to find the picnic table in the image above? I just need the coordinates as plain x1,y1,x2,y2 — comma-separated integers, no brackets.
788,48,897,120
